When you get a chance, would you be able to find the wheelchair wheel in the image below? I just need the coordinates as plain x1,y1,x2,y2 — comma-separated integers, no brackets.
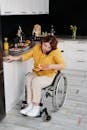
52,73,67,112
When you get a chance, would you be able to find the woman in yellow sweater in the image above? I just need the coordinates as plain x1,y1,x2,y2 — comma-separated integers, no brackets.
6,35,65,117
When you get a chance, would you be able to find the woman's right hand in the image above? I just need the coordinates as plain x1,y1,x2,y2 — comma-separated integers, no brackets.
5,55,21,62
5,55,15,62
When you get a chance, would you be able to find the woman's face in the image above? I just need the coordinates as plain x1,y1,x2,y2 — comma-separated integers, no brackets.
42,42,52,54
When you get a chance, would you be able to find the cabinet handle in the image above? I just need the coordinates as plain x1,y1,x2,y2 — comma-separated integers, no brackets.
4,11,12,14
76,49,86,52
21,12,27,14
39,11,43,14
32,12,37,14
45,11,49,14
77,60,85,62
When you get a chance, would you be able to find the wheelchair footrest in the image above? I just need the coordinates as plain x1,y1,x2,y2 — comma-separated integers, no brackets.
21,100,27,109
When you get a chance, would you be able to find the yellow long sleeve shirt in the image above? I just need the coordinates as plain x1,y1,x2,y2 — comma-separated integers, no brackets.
21,43,65,77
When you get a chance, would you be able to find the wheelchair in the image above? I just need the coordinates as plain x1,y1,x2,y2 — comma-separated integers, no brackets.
21,71,67,121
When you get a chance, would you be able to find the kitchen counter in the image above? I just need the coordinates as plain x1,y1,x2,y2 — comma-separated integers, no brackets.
3,41,36,57
56,35,87,40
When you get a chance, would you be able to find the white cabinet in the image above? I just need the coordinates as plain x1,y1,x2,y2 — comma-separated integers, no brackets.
3,58,33,113
3,61,25,113
0,0,49,15
22,58,34,75
58,40,87,103
58,40,87,71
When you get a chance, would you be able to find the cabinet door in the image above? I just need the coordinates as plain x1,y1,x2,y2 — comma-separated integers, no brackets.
31,0,49,14
58,40,87,70
37,0,49,14
1,0,32,15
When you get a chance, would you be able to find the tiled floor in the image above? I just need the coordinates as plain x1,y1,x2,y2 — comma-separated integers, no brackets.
0,70,87,130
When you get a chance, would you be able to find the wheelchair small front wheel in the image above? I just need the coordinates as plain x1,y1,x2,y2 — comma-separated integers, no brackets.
42,112,51,122
41,108,52,121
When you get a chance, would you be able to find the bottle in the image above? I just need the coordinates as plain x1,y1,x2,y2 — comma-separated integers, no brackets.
50,25,55,36
32,32,36,41
4,37,9,51
17,25,23,43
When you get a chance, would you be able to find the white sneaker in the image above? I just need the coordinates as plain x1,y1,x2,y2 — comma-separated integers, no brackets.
20,103,33,115
26,105,40,117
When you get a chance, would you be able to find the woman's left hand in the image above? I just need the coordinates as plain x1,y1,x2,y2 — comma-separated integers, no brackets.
39,64,63,71
39,64,50,70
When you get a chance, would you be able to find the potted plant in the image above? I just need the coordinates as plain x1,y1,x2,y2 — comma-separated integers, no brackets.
70,25,77,39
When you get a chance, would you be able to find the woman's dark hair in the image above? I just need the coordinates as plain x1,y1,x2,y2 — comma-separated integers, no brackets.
41,35,58,50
